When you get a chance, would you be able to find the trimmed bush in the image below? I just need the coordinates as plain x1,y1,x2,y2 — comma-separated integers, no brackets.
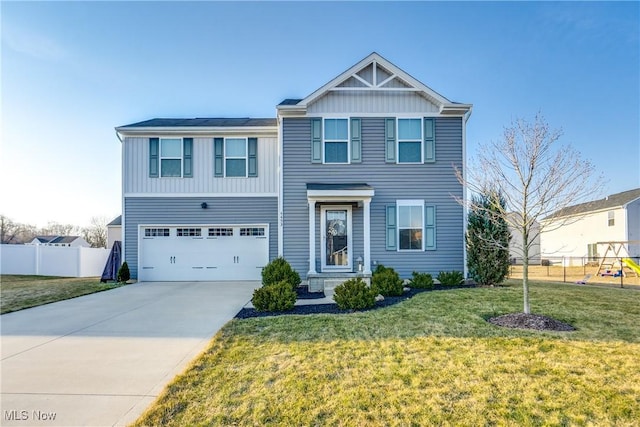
261,257,301,290
437,270,464,286
333,278,376,310
251,281,297,312
117,261,130,283
372,267,403,296
409,271,434,289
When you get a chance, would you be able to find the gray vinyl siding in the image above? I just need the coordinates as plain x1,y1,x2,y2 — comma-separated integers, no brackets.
123,137,278,195
282,116,464,279
124,197,277,279
627,199,640,257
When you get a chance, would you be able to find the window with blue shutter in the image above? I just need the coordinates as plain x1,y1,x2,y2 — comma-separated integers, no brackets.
311,118,322,163
385,118,396,163
248,137,258,177
183,138,193,178
350,118,361,163
424,118,435,163
425,204,436,250
149,138,159,178
386,205,397,250
214,138,224,177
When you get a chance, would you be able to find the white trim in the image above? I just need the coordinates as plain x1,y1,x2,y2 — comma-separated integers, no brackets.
116,126,277,138
121,136,126,268
363,199,372,274
321,205,353,272
124,192,278,198
307,190,374,199
397,199,425,252
329,87,422,92
462,110,469,278
277,116,284,257
308,200,317,275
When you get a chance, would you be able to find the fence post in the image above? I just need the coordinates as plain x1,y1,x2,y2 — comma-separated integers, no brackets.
620,257,624,288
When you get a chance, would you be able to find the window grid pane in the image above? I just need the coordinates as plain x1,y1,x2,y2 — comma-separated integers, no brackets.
325,142,348,163
161,159,182,177
226,139,247,157
324,119,348,140
398,204,423,250
398,119,422,140
208,228,233,236
226,159,247,177
177,228,201,237
160,139,182,157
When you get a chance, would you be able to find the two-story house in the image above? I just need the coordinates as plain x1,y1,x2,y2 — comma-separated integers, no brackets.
116,53,472,290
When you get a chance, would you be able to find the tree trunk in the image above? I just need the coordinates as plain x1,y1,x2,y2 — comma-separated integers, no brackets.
522,229,531,314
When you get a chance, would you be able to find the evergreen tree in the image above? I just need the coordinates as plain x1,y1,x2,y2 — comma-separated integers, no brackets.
466,190,510,286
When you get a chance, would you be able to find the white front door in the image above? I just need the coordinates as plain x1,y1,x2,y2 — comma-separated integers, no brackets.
321,206,352,272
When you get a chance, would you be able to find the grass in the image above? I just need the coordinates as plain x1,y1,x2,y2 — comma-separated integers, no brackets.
133,280,640,426
0,275,122,314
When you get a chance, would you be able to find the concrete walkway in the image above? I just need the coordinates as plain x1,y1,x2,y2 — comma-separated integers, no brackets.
1,281,258,427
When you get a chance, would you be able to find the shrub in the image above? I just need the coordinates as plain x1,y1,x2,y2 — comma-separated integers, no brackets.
333,278,376,310
437,271,464,286
372,267,403,296
409,271,434,289
374,264,392,275
261,257,301,290
251,281,297,312
117,261,130,283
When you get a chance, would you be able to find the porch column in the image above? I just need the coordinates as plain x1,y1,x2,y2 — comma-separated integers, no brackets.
363,198,372,274
308,200,317,275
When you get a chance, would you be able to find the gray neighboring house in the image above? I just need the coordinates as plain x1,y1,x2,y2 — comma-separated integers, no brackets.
116,52,472,289
29,235,91,248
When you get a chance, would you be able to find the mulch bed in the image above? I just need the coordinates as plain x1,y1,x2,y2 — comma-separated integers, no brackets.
235,284,474,319
488,313,575,331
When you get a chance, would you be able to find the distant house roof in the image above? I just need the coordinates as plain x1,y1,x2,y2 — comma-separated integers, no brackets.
544,188,640,220
278,99,303,106
107,215,122,226
117,118,277,128
33,235,58,244
50,236,82,244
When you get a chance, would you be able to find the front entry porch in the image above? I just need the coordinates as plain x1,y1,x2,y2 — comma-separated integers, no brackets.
306,183,374,291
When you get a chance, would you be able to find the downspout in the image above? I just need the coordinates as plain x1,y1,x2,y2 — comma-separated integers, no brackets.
462,108,472,279
277,115,284,257
116,129,125,271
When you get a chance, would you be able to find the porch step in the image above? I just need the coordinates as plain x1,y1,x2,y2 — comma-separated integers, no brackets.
307,272,371,293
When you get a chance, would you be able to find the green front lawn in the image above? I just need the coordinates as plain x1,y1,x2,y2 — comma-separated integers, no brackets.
0,275,122,314
134,280,640,426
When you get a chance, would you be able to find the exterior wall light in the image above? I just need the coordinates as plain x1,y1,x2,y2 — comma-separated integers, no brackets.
201,202,208,209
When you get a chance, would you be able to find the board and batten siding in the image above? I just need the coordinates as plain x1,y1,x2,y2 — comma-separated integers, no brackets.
282,116,464,279
124,197,277,279
307,92,440,115
123,137,277,194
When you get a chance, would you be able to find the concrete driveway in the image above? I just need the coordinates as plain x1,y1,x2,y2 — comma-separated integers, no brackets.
1,281,258,426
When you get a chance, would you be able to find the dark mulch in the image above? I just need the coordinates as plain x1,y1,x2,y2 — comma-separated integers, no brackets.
488,313,575,331
235,284,475,319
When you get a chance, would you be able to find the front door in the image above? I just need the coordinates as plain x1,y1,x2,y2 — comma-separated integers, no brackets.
321,206,352,272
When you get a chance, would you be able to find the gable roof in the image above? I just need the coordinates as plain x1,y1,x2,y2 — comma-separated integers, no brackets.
107,215,122,226
277,52,472,116
33,235,83,244
544,188,640,220
33,235,58,243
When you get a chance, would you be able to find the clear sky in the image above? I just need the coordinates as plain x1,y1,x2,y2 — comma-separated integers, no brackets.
2,1,638,227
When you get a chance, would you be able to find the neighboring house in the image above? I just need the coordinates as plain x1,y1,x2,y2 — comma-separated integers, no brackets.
115,52,472,288
540,188,640,261
507,213,541,264
29,235,91,248
107,215,122,249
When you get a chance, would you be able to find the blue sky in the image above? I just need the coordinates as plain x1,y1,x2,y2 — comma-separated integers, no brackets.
2,1,638,227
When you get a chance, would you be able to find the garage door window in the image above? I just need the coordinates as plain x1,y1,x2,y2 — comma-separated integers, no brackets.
177,228,201,237
240,227,265,236
145,228,170,237
209,228,233,236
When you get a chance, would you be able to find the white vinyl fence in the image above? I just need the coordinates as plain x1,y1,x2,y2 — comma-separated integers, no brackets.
0,245,110,277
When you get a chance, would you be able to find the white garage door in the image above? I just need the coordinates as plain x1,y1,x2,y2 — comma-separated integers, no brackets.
139,225,268,281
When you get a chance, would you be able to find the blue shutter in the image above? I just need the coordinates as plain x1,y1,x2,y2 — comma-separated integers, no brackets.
425,204,436,250
385,118,396,163
149,138,159,178
311,118,322,163
350,118,361,163
386,205,397,250
248,137,258,177
183,138,193,178
424,118,435,163
214,138,224,177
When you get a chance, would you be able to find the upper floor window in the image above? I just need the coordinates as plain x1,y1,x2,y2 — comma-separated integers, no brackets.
214,138,258,178
397,119,422,163
225,138,248,177
608,211,615,227
324,119,349,163
149,137,192,178
160,138,183,177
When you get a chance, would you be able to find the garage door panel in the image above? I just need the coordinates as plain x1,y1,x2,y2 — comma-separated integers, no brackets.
139,225,268,282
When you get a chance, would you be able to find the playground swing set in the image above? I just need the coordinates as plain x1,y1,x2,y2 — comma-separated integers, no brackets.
594,241,640,278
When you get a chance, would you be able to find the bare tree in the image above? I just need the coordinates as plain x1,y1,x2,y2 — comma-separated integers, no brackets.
1,215,21,244
41,222,83,237
82,216,108,248
457,113,602,314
